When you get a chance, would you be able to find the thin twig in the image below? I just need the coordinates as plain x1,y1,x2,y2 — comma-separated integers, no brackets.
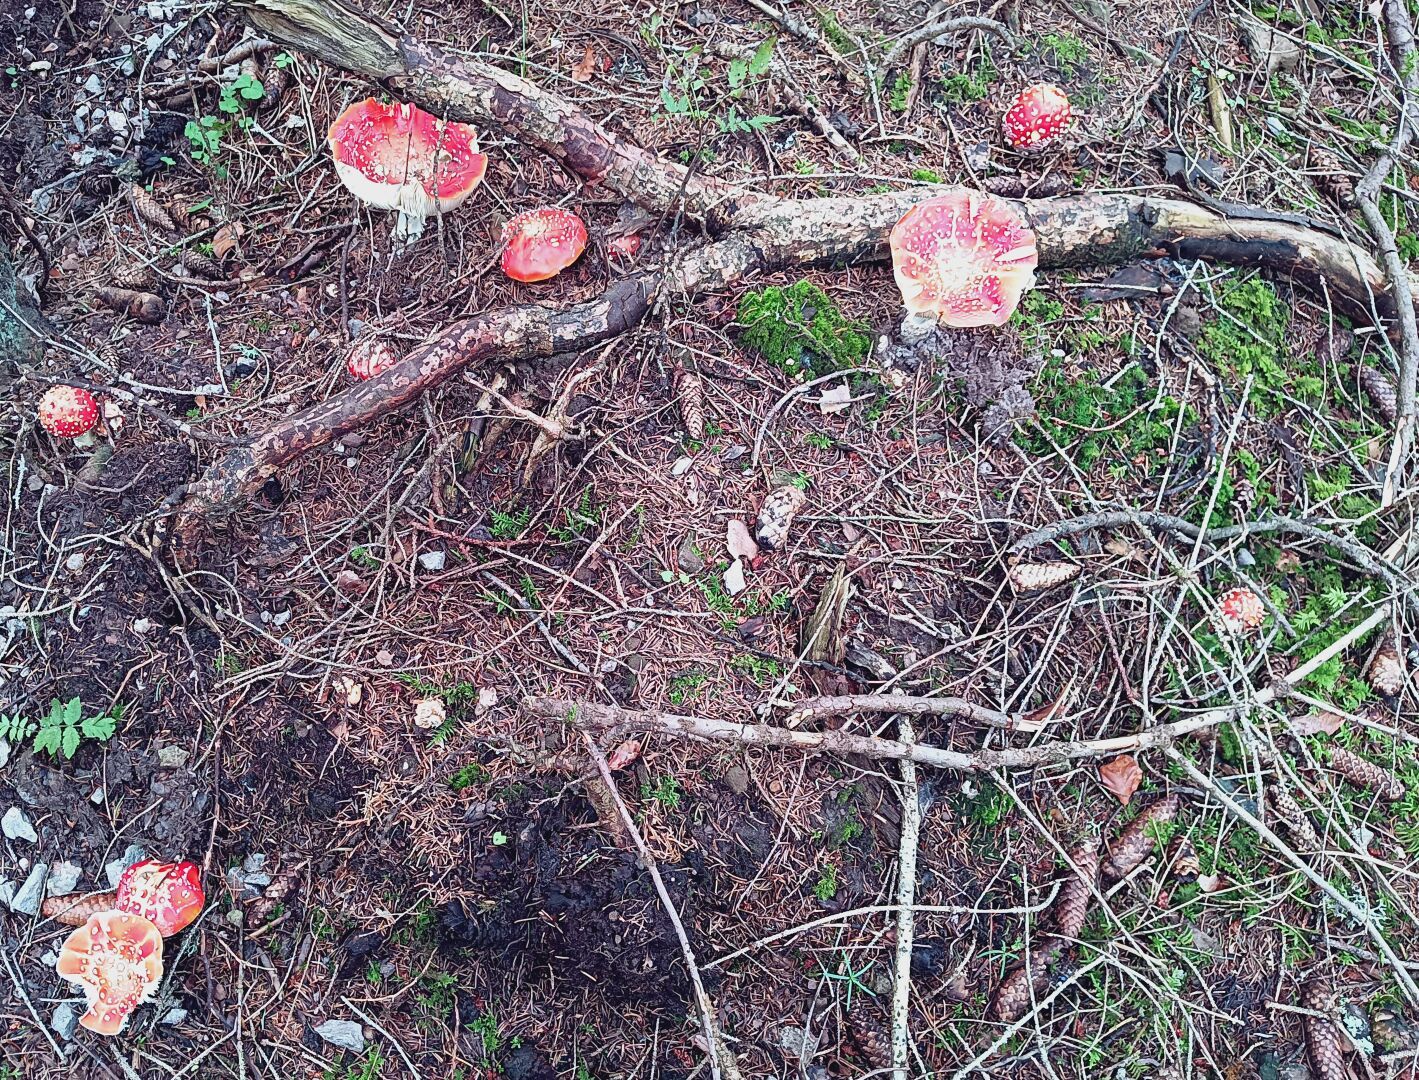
881,15,1017,71
890,715,920,1080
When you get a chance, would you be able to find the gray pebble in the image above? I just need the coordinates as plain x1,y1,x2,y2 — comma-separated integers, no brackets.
52,1002,79,1041
314,1019,366,1053
417,550,446,572
106,844,147,888
46,860,82,896
10,862,49,914
160,1007,188,1026
2,806,37,843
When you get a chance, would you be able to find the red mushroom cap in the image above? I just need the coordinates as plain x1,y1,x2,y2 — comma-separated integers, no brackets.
56,910,164,1036
38,385,100,438
327,99,487,236
1217,587,1265,633
500,208,589,282
345,338,401,381
608,232,642,261
1002,83,1072,149
888,190,1038,327
116,859,205,937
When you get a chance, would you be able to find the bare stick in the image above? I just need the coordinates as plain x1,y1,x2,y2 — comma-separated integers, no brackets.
890,716,920,1080
881,15,1017,71
578,731,739,1080
1355,0,1419,501
784,692,1017,730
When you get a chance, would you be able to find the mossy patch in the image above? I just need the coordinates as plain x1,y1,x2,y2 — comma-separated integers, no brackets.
1195,278,1322,415
737,279,871,377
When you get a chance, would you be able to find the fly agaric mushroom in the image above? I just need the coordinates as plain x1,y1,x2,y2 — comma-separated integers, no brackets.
500,207,588,282
1002,83,1072,149
327,99,487,240
115,859,205,937
38,385,100,438
1217,587,1265,633
56,910,164,1035
345,338,401,381
889,190,1038,327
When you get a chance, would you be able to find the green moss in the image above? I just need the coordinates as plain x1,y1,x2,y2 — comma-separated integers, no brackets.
939,54,997,103
910,167,942,183
1195,278,1303,416
888,70,912,112
738,279,870,377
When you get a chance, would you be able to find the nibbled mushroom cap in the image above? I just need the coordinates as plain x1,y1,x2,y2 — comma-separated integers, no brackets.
56,910,164,1035
1217,587,1265,632
1002,83,1072,149
327,99,488,228
345,338,401,381
116,859,205,937
500,207,589,282
889,190,1038,327
38,385,100,438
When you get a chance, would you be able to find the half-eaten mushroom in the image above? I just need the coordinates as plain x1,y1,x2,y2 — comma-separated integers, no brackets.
327,99,487,241
38,385,100,438
345,338,401,381
56,910,164,1035
500,207,589,282
889,190,1038,327
1216,587,1265,633
1002,83,1072,150
116,859,205,937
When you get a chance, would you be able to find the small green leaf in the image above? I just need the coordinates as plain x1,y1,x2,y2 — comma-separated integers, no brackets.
492,831,508,846
748,38,775,78
61,726,80,759
61,697,82,725
33,726,61,756
274,52,293,69
81,715,117,742
726,58,748,89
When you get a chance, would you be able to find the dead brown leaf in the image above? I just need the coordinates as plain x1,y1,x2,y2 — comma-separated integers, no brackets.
571,45,598,82
1099,754,1143,805
1289,710,1345,737
212,222,244,260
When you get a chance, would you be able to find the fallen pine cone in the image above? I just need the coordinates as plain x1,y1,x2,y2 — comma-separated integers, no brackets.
260,63,291,110
755,484,806,551
1327,745,1405,801
110,260,155,290
1101,793,1180,881
247,861,304,926
94,286,165,324
41,890,119,926
1358,365,1399,425
1309,145,1356,210
990,937,1064,1022
1006,561,1081,593
1052,837,1099,938
1267,786,1319,848
847,1015,892,1069
128,183,178,234
675,367,706,442
180,249,227,280
1168,833,1200,883
1370,632,1406,698
1300,979,1348,1080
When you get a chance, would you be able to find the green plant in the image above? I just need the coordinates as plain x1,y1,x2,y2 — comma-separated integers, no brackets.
549,487,601,542
730,653,781,684
939,53,997,103
813,862,838,901
416,971,459,1018
888,70,912,112
448,763,490,791
642,774,682,810
804,431,834,449
2,697,119,760
909,167,942,184
322,1047,386,1080
469,1011,504,1055
349,545,379,568
1041,32,1088,75
738,279,870,377
490,506,531,539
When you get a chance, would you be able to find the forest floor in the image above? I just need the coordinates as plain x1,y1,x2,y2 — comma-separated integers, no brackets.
3,0,1419,1077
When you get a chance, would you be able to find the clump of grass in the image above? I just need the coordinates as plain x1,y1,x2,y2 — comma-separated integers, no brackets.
738,279,871,377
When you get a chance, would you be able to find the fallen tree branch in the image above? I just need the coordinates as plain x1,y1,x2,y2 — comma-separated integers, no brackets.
783,692,1018,731
881,15,1017,72
1355,0,1419,502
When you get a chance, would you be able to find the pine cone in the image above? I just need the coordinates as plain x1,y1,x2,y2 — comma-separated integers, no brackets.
982,176,1025,198
1232,477,1256,518
1052,837,1100,938
260,64,291,110
676,367,706,442
1309,146,1355,209
128,183,178,234
1300,979,1349,1080
1328,745,1405,801
1102,794,1180,881
1358,365,1399,424
1168,833,1200,883
40,891,119,926
990,937,1064,1022
1267,786,1319,848
248,862,304,925
755,485,806,551
94,286,166,324
847,1015,892,1069
79,170,120,197
110,260,155,290
1370,633,1406,697
179,249,226,280
1006,560,1081,593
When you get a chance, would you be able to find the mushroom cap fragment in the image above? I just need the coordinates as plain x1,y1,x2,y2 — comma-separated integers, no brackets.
56,910,164,1035
116,859,205,937
500,207,589,282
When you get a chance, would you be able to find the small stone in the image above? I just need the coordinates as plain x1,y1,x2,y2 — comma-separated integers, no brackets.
270,609,292,626
375,649,394,667
0,738,9,769
159,1007,188,1026
242,853,267,874
157,745,189,769
315,1019,366,1054
64,552,85,572
723,559,747,597
52,1002,79,1041
10,862,49,914
417,550,446,572
2,806,37,843
82,72,102,95
671,456,694,477
676,538,705,574
722,765,750,795
90,788,105,804
106,111,129,136
46,861,82,895
106,844,147,887
0,880,14,907
131,617,152,634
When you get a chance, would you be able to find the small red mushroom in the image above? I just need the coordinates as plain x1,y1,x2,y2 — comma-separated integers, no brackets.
608,232,643,261
888,190,1038,327
115,859,205,937
345,338,401,381
501,208,589,282
56,910,164,1035
38,385,99,438
1002,83,1072,150
1217,587,1265,633
327,99,487,240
